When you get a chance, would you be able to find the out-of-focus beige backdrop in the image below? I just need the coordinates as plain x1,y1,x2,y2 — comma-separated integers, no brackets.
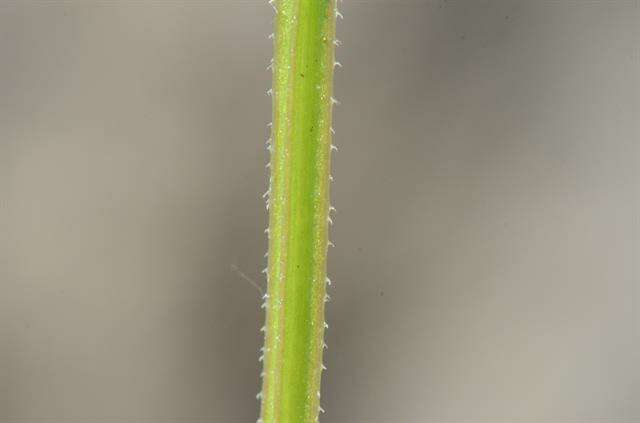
1,1,638,422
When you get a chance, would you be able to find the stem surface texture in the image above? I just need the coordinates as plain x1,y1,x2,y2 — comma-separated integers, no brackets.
259,1,337,422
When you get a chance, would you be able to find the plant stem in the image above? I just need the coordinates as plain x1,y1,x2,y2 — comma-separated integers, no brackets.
259,1,337,422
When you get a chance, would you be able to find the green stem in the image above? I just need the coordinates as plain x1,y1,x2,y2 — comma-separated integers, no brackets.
259,1,337,422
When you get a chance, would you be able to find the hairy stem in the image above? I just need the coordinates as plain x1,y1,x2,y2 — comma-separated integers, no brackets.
259,1,337,422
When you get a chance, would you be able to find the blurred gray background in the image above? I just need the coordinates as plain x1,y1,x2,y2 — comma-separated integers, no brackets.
1,1,638,422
